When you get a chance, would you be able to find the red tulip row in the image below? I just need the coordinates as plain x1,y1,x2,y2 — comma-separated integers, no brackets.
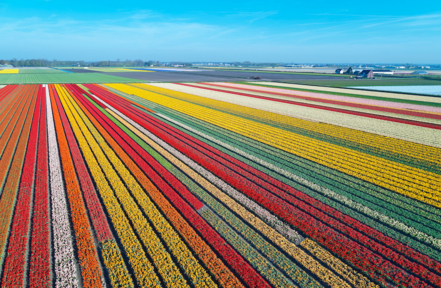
81,84,271,288
28,86,51,288
98,86,439,287
1,86,42,287
178,83,441,130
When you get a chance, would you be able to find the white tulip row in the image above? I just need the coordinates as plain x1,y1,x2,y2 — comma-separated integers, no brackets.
45,85,80,288
158,113,441,251
254,82,441,104
93,95,304,245
151,83,441,148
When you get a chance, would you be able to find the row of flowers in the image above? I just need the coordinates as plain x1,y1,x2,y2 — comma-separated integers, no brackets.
102,83,374,283
29,87,51,288
208,82,441,112
160,89,440,208
158,110,434,287
50,85,133,287
155,101,441,273
86,84,246,288
107,84,439,287
144,82,441,151
92,85,272,288
189,115,441,232
50,85,104,287
1,86,41,287
144,102,436,287
53,85,114,242
85,84,267,288
115,82,441,251
46,86,80,288
186,82,441,172
55,85,161,287
0,86,38,286
162,109,441,244
182,82,441,131
253,81,441,105
66,84,212,288
103,99,334,288
166,114,441,283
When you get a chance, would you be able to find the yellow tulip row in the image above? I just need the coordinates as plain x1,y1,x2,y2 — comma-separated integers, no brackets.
107,84,440,208
62,87,217,288
108,108,378,288
101,240,134,287
55,85,161,287
0,69,19,74
131,83,440,166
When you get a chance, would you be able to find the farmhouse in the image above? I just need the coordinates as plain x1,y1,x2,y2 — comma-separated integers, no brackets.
335,68,344,74
358,70,374,78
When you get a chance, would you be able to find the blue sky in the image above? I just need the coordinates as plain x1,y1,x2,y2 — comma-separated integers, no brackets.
1,0,440,62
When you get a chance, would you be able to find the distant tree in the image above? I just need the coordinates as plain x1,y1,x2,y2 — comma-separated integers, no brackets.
0,60,5,65
346,67,353,75
134,59,143,67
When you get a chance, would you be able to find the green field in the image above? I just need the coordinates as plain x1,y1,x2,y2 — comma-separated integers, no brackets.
0,73,144,84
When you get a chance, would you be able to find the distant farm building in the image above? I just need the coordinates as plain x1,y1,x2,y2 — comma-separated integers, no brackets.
358,70,374,78
372,69,394,75
335,69,344,74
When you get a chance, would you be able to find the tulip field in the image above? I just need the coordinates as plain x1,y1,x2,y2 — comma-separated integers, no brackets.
0,82,440,288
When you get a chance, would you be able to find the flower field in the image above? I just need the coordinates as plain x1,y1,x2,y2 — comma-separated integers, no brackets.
0,82,440,288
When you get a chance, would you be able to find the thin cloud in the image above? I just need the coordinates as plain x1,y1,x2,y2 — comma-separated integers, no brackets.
362,13,441,28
